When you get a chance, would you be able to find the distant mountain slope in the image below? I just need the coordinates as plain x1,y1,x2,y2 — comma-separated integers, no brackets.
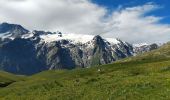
133,43,159,54
122,42,170,63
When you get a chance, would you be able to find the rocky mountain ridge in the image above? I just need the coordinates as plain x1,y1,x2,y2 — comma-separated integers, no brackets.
0,22,158,75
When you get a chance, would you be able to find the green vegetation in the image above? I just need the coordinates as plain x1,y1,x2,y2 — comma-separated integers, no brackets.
0,43,170,100
0,71,25,88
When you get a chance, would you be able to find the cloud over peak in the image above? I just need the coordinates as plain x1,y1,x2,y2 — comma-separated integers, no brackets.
0,0,169,43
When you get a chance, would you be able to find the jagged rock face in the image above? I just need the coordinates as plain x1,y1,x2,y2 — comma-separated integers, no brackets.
80,36,134,66
0,38,46,75
36,41,79,70
36,35,133,70
0,23,134,75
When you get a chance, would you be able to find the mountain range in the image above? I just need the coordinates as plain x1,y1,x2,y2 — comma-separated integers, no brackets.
0,22,159,75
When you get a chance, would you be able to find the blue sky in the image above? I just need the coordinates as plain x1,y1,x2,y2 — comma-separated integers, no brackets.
92,0,170,24
0,0,170,43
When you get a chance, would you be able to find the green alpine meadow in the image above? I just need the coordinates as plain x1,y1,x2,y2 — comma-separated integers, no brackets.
0,0,170,100
0,42,170,100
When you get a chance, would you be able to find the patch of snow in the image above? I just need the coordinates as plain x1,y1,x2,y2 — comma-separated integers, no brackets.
0,32,14,40
40,33,94,44
133,43,149,47
0,32,10,37
22,32,34,39
105,38,120,44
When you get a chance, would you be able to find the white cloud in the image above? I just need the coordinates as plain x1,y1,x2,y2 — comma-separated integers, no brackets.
0,0,170,43
104,3,170,43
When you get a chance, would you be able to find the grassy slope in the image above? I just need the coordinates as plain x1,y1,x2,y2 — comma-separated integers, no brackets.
0,71,25,88
0,43,170,100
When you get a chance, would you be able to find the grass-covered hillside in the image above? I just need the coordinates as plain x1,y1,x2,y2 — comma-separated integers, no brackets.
0,43,170,100
0,71,25,88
